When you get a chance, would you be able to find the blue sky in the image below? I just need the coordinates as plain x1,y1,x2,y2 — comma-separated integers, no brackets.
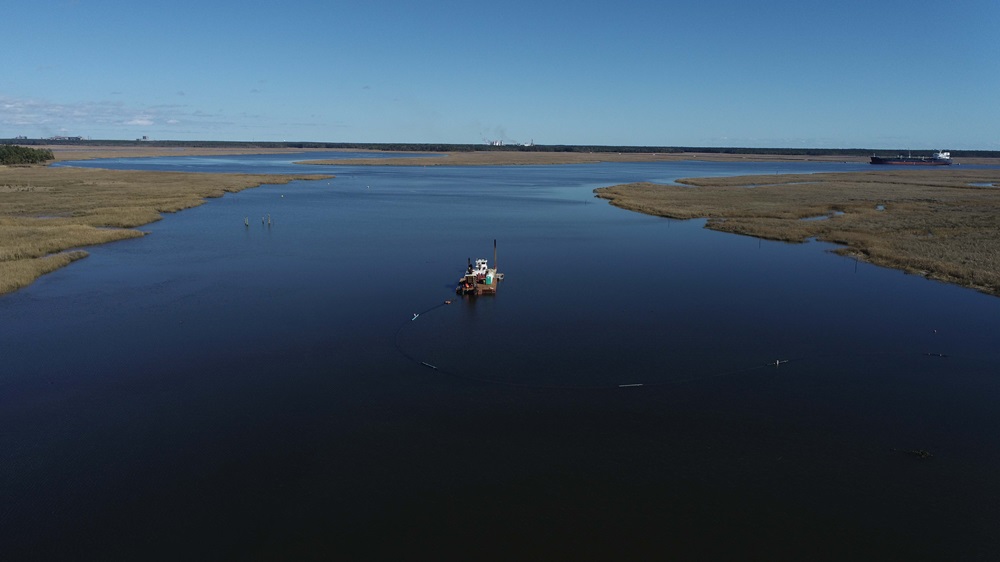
4,0,999,148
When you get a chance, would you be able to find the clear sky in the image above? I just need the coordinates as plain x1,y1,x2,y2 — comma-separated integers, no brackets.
4,0,999,149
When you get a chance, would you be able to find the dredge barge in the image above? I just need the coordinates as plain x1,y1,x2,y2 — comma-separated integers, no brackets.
457,241,504,296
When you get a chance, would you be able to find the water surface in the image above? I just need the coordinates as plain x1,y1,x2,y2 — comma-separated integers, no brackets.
3,155,998,559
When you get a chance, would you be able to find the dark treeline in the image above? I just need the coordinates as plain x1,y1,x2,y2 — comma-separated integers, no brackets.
0,145,54,165
2,139,998,159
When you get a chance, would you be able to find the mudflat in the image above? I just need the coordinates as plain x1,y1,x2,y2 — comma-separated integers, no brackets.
596,168,1000,296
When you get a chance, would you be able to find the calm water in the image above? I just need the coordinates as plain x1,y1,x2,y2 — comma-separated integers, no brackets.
3,154,999,560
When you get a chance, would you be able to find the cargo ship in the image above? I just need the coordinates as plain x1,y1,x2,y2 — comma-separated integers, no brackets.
870,150,952,166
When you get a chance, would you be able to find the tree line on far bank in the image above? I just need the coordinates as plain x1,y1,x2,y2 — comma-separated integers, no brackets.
0,145,54,165
3,139,998,159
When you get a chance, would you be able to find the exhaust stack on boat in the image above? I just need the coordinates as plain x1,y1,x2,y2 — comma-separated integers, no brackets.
456,240,504,296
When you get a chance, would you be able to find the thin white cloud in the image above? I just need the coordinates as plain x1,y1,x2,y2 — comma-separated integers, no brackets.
0,95,234,133
124,117,154,126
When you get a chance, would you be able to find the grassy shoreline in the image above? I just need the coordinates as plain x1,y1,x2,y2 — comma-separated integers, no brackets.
4,145,1000,296
0,162,330,295
596,168,1000,296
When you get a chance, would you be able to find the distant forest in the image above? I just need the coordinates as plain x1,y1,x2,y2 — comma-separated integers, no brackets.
0,145,54,165
3,138,998,159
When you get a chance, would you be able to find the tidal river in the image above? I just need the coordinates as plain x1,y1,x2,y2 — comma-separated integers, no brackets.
3,153,998,559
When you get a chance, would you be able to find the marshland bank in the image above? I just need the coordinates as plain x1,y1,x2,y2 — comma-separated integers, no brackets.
0,164,331,295
4,144,1000,297
2,144,343,295
39,145,874,166
596,168,1000,296
29,143,1000,166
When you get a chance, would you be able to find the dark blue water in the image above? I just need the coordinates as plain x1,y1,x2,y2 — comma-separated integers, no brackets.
4,154,999,560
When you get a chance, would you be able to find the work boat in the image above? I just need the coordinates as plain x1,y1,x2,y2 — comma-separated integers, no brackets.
457,258,504,295
457,240,505,296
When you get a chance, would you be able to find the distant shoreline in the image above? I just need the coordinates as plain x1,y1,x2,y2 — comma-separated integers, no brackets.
40,145,343,162
42,145,867,165
298,151,874,166
34,144,1000,166
3,145,1000,297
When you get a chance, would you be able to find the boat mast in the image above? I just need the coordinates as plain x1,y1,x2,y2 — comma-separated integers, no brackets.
493,239,497,272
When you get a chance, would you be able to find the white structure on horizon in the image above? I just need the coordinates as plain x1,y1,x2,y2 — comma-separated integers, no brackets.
485,138,534,147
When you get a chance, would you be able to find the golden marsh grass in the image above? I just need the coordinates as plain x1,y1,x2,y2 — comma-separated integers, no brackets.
5,145,999,297
596,169,1000,295
0,165,330,295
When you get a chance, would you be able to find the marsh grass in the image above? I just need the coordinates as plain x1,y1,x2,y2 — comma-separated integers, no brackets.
595,169,1000,295
0,250,89,294
0,166,330,295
